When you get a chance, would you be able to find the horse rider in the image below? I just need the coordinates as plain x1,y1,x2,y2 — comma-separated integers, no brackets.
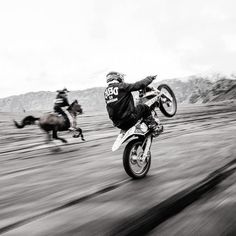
54,88,77,131
104,71,163,132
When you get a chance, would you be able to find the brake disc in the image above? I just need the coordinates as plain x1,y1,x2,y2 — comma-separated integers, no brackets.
136,152,146,167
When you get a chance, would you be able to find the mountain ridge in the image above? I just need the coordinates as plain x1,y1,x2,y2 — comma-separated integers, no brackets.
1,74,236,112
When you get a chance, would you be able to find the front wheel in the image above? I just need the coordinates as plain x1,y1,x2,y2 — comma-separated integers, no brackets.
123,139,151,179
157,84,177,117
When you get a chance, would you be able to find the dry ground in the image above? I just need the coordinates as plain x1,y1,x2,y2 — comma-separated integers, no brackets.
0,101,236,235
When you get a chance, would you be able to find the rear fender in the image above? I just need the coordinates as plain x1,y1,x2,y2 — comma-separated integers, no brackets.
112,127,135,151
112,123,148,151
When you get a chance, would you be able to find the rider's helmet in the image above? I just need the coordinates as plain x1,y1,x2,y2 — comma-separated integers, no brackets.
62,87,69,93
106,71,125,84
57,88,70,94
56,88,69,99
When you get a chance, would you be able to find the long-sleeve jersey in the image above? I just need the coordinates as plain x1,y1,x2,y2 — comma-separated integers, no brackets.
54,93,70,107
104,77,153,127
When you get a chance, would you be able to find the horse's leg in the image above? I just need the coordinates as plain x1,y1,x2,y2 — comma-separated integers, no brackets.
80,128,85,141
75,127,85,141
45,131,52,144
52,129,67,143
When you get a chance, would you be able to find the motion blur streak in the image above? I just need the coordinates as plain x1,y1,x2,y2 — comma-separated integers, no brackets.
0,101,236,235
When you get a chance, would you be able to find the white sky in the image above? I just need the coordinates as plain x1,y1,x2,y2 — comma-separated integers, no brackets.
0,0,236,98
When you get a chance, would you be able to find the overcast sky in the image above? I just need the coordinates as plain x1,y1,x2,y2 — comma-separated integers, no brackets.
0,0,236,97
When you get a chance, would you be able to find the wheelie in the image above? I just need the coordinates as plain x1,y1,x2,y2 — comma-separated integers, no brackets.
104,72,177,179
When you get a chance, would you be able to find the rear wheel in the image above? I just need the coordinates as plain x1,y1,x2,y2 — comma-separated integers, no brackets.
157,84,177,117
123,139,151,179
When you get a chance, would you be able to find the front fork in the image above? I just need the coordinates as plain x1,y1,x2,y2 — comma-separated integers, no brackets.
141,135,153,162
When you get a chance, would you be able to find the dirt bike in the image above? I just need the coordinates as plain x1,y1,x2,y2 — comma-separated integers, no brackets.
112,81,177,179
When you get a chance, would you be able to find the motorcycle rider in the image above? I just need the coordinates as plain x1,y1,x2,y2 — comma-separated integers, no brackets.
54,88,77,131
104,71,163,132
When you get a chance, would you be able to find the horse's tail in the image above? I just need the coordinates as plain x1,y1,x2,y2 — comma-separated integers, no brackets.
13,116,39,129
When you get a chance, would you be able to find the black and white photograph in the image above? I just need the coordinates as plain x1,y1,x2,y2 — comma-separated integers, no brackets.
0,0,236,235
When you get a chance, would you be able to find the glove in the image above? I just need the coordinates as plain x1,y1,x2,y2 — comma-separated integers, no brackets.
147,75,157,81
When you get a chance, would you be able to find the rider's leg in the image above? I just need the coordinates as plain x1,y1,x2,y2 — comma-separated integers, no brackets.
135,104,151,120
135,104,163,133
53,105,61,114
54,105,70,128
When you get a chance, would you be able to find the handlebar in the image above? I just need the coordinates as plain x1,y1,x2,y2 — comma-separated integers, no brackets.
138,75,158,96
139,86,159,97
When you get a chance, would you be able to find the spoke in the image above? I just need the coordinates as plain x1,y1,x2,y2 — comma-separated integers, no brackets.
129,143,148,175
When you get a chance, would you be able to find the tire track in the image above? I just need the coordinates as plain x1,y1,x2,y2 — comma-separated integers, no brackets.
0,179,130,235
1,105,235,234
111,159,236,236
2,115,235,160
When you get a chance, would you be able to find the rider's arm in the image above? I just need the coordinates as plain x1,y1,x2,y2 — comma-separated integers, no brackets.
120,76,154,92
63,97,70,106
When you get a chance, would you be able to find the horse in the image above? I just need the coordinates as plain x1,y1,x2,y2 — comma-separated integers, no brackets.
13,100,85,143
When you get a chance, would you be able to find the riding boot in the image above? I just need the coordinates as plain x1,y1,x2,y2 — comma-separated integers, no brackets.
144,115,163,134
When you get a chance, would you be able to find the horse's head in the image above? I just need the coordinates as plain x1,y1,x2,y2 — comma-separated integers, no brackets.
68,100,83,115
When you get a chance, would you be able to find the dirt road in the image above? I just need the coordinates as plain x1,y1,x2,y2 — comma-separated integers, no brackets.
0,101,236,235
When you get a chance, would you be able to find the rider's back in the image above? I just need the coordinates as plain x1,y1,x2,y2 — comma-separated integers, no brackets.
104,77,153,128
105,82,135,127
54,93,69,107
